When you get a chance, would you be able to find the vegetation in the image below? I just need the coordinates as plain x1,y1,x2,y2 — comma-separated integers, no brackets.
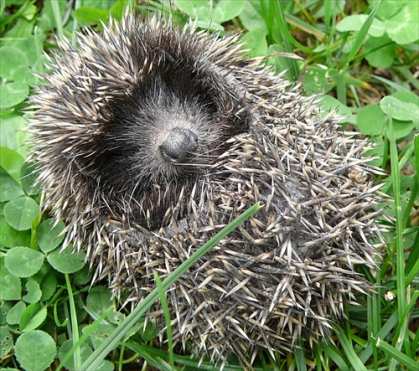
0,0,418,370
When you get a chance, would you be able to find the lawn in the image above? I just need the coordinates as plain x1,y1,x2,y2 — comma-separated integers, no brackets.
0,0,418,370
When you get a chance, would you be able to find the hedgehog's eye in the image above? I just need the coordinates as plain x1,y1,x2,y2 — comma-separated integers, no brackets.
159,127,198,163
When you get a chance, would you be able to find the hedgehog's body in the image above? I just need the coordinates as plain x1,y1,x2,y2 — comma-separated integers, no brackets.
30,15,382,366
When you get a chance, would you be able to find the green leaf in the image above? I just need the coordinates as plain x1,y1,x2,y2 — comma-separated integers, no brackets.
303,66,336,94
365,35,395,68
0,115,27,157
23,278,42,304
0,326,13,359
38,0,66,31
21,3,37,20
173,0,222,30
0,172,23,202
212,0,245,23
80,0,114,8
0,46,29,79
6,301,26,325
0,216,31,248
37,219,65,253
175,0,211,19
392,90,419,106
73,266,92,286
40,272,57,301
82,322,116,350
0,147,25,182
241,28,267,57
318,95,353,120
194,19,223,31
109,0,129,20
19,303,47,332
0,260,21,300
0,301,11,325
380,96,419,121
0,81,29,110
5,246,44,278
239,0,266,31
58,340,93,371
15,330,56,371
3,196,39,231
74,7,109,26
356,104,385,136
266,43,292,76
47,247,86,274
388,119,415,140
20,162,41,196
374,0,407,20
336,14,385,37
386,2,419,45
86,286,113,318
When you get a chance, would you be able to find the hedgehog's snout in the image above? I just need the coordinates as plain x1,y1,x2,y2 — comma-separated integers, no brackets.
159,127,198,163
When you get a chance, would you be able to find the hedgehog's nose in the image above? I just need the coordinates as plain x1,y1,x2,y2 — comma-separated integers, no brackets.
159,127,198,163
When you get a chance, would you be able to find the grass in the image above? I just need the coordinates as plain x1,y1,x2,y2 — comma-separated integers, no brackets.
0,0,418,370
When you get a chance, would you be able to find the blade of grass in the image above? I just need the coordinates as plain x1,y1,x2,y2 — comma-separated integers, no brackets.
50,0,64,40
382,142,415,193
402,136,418,227
126,342,267,371
372,75,412,93
341,0,382,68
260,0,299,80
406,255,419,286
359,312,398,363
367,294,379,369
405,136,419,286
295,346,307,371
322,344,350,371
64,274,81,371
154,272,174,369
314,345,326,371
56,307,115,371
323,0,333,32
336,71,347,105
129,344,172,371
413,327,419,358
395,67,419,90
389,289,419,371
335,326,368,371
375,337,419,371
81,202,263,371
388,118,406,319
284,13,325,41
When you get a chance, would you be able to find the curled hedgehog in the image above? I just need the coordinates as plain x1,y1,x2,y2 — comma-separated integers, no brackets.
29,14,383,366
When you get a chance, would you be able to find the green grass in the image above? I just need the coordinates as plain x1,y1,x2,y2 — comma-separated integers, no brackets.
0,0,418,370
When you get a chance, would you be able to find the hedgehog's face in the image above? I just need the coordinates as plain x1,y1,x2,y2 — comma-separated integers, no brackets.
97,74,226,195
30,17,252,230
93,66,251,229
92,58,253,229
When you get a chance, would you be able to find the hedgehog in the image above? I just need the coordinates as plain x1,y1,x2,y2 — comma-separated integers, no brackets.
29,14,383,367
